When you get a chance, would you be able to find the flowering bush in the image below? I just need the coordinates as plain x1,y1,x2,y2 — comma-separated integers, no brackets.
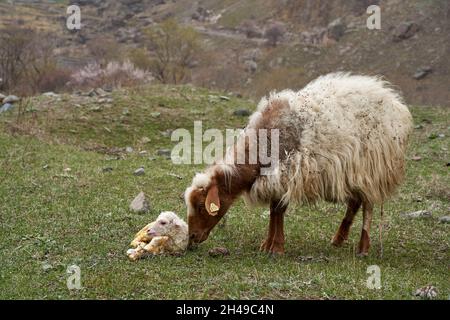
70,60,153,89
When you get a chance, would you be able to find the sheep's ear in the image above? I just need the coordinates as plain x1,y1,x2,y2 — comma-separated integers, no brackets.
205,184,220,216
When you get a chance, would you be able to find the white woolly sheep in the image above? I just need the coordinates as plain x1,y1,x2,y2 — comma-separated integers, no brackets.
185,72,413,256
127,211,188,261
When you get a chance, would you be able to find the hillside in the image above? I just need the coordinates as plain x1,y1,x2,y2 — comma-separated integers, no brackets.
0,0,449,106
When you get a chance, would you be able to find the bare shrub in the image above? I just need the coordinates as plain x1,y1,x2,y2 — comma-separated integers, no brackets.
240,20,263,38
87,36,122,67
0,25,68,95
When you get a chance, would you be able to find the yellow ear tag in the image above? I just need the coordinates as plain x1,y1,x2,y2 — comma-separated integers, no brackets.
209,203,219,215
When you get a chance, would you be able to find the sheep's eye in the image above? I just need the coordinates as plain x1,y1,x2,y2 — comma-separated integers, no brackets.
160,221,167,225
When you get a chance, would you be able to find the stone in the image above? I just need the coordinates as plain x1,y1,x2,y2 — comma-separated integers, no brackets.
3,95,20,104
0,103,14,113
126,146,134,153
134,167,145,176
438,216,450,224
129,191,150,213
393,22,420,42
233,109,251,117
150,112,161,118
413,67,432,80
219,96,230,101
42,92,59,98
208,247,230,257
414,285,437,299
401,210,432,219
102,167,113,173
157,149,171,157
411,156,422,161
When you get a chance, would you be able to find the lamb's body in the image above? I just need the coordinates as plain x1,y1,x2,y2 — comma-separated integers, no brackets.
244,73,413,206
186,73,413,256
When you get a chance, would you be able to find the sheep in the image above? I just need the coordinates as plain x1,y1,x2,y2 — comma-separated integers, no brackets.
185,72,413,256
127,211,189,261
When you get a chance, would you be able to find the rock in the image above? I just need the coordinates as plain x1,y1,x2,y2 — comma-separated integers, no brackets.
133,167,145,176
160,129,173,138
438,134,445,138
244,60,258,73
122,108,131,116
150,112,161,118
393,22,420,42
42,92,59,98
414,285,437,299
94,87,109,97
139,150,148,156
208,247,230,257
411,156,422,161
219,96,230,101
401,210,432,219
413,67,432,80
98,98,113,104
168,173,182,180
3,95,20,104
129,191,150,213
439,216,450,224
414,124,423,129
157,149,171,158
102,167,113,173
233,109,251,117
125,146,134,153
327,18,346,41
0,103,14,113
42,262,53,272
140,137,151,144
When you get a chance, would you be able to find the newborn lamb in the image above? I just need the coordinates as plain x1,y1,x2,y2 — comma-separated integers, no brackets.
127,211,188,261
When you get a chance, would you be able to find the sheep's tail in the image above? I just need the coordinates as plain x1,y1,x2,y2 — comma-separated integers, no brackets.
379,203,384,258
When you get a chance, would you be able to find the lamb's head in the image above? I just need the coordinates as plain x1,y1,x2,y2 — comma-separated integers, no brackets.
147,211,186,238
185,171,230,245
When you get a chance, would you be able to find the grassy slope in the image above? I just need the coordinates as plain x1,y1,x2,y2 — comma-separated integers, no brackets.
0,85,448,299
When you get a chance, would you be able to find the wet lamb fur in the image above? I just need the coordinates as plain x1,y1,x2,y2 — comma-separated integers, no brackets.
186,73,413,256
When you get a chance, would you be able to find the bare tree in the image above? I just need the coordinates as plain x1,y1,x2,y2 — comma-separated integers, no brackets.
264,22,286,47
144,19,200,84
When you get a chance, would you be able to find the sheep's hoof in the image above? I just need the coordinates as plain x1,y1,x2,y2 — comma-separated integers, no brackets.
268,242,285,256
259,239,271,252
331,234,347,247
356,251,369,258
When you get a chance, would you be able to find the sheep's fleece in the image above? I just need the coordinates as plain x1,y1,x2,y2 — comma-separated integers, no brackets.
240,72,413,206
127,211,188,260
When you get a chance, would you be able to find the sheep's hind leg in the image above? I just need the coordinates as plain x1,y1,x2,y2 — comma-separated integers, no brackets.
260,200,287,255
331,197,362,247
357,201,373,257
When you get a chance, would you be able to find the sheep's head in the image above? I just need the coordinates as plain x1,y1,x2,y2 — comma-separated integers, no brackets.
147,211,185,238
185,173,230,245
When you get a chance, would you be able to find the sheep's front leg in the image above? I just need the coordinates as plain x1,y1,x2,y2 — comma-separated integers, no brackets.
357,201,373,257
260,200,287,255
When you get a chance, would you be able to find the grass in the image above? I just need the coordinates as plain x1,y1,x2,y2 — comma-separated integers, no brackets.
0,85,448,299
